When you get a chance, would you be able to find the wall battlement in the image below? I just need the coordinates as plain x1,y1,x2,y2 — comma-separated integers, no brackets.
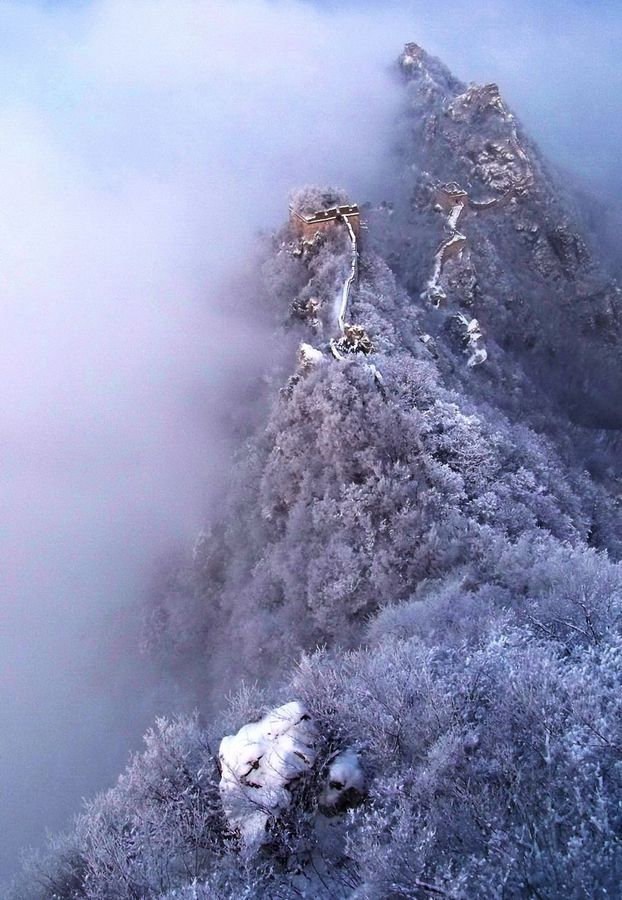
290,204,361,240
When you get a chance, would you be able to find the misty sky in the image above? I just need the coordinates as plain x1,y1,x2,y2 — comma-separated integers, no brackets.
1,0,621,884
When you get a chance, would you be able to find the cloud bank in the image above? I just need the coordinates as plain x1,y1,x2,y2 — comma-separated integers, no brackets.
0,0,408,880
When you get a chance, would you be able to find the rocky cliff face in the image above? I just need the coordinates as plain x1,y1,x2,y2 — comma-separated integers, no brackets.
371,43,622,427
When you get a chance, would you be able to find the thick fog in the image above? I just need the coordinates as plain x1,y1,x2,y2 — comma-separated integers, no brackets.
2,0,621,883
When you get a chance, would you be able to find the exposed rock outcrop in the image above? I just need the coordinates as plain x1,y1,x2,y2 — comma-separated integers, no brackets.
377,43,622,425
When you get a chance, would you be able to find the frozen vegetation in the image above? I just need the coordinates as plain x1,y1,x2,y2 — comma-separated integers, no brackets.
9,43,622,899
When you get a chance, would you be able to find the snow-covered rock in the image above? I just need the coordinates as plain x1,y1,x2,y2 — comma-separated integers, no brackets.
320,750,365,810
299,342,325,368
454,312,488,367
219,701,317,845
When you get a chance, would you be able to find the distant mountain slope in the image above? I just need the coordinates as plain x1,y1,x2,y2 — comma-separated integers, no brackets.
372,43,622,427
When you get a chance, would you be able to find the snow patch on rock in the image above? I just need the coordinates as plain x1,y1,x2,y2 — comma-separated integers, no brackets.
455,312,488,366
219,701,317,845
299,342,325,369
321,750,365,809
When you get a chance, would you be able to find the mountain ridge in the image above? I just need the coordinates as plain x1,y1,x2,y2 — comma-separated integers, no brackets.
9,41,622,900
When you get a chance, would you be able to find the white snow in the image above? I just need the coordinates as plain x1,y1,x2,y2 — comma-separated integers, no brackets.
467,346,488,367
367,363,384,387
219,701,318,846
299,342,325,368
336,214,358,335
447,200,466,231
423,192,467,306
329,339,344,360
455,312,488,366
320,750,365,808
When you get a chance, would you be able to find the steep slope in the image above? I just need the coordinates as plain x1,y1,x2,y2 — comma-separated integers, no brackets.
10,43,622,900
142,155,621,690
373,43,622,428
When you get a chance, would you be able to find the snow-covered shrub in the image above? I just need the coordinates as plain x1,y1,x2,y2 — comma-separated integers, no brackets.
8,831,86,900
289,621,622,898
11,602,622,898
76,713,223,899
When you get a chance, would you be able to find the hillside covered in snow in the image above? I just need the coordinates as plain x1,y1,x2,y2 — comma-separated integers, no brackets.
10,43,622,900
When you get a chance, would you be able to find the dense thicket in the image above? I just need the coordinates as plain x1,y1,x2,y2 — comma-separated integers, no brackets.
12,544,622,897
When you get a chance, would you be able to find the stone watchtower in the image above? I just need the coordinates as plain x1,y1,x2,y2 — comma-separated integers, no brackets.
290,203,361,241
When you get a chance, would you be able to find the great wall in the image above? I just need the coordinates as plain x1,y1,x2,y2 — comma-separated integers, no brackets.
289,120,534,377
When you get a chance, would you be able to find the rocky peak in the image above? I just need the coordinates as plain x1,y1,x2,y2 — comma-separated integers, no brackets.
398,41,464,98
373,42,622,426
399,42,433,75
